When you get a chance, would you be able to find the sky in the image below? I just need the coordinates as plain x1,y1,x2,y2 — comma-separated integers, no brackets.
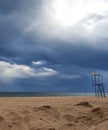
0,0,108,92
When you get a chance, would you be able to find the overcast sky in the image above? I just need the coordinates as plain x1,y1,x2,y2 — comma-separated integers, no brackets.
0,0,108,92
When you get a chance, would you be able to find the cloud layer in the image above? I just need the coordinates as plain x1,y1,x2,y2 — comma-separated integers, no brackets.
0,0,108,92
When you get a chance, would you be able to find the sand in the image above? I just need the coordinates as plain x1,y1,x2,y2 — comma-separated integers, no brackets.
0,96,108,130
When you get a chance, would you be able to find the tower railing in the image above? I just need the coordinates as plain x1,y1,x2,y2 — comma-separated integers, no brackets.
92,72,106,97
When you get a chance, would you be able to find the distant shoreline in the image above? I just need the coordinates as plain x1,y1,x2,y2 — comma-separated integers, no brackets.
0,92,104,97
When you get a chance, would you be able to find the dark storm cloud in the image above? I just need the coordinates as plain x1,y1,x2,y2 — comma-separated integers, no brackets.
0,0,42,14
0,23,30,63
0,0,46,65
40,39,108,71
0,0,19,14
0,12,108,70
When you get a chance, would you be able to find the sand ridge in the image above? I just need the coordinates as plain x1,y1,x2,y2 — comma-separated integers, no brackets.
0,96,108,130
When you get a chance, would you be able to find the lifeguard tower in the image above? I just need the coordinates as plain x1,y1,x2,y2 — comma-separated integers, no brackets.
92,71,106,97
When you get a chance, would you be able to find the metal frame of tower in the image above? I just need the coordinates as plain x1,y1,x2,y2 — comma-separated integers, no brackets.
92,71,106,97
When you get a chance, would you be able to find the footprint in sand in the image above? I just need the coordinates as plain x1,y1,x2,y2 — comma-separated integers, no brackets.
0,116,4,121
91,107,104,118
0,116,11,130
29,126,56,130
20,110,31,116
33,105,61,119
33,105,51,111
91,107,102,114
63,114,76,122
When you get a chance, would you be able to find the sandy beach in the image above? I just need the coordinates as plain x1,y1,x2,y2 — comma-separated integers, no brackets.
0,96,108,130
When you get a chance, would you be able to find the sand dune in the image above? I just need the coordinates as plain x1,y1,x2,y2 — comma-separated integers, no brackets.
0,96,108,130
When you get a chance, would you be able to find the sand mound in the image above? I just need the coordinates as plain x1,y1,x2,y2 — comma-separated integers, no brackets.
75,101,93,108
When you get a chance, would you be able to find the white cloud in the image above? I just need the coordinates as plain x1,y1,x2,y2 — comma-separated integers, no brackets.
23,0,108,48
0,61,57,81
36,67,58,77
32,60,45,65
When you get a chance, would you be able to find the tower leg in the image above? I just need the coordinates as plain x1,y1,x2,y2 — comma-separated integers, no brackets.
95,85,97,97
98,85,103,97
97,85,100,97
95,85,98,97
100,84,106,97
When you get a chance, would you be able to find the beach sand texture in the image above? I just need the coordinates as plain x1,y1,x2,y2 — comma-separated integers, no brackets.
0,96,108,130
